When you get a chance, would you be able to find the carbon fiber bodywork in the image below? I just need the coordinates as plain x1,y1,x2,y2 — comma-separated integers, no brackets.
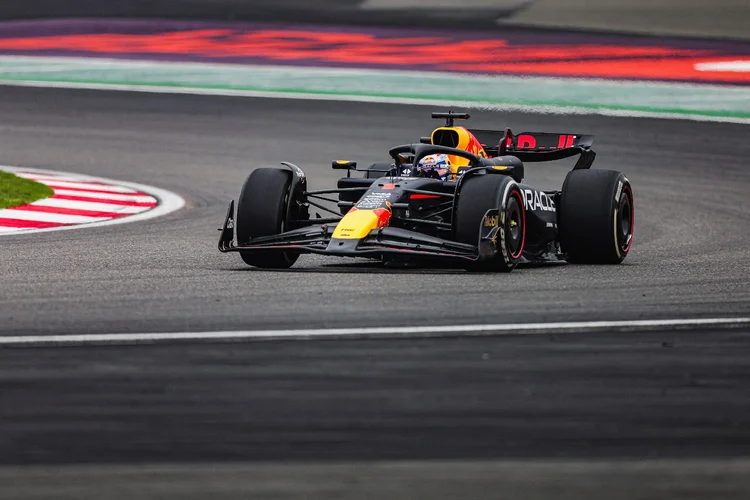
219,113,599,267
218,173,502,264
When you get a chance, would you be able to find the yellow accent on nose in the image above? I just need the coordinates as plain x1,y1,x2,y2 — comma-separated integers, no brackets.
333,210,380,239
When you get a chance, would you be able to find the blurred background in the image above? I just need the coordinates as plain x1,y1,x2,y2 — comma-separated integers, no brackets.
0,0,748,39
0,2,748,500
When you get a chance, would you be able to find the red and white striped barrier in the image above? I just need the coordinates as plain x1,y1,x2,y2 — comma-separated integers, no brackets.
0,166,184,235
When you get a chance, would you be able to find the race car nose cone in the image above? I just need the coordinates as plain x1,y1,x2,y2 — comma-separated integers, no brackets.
325,237,362,254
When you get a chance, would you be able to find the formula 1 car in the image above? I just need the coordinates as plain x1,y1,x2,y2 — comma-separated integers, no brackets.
218,111,634,271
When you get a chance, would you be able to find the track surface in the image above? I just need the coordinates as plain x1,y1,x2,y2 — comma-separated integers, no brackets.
0,87,748,335
3,329,750,464
0,87,749,497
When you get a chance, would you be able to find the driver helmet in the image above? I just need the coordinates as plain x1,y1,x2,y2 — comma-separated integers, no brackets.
417,154,451,180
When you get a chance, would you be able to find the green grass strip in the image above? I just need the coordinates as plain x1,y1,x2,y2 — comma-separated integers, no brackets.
0,171,54,209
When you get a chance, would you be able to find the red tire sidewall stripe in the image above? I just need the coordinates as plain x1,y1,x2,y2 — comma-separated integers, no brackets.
509,188,526,260
622,184,634,253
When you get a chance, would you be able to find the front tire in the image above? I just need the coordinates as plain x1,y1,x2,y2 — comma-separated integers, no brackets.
455,174,526,272
558,169,634,264
236,168,299,269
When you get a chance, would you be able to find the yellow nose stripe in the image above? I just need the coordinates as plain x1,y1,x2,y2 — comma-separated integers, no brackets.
333,210,380,239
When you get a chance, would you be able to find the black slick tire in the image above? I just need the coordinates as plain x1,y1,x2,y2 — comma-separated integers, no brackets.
236,168,299,269
558,169,634,264
455,173,526,272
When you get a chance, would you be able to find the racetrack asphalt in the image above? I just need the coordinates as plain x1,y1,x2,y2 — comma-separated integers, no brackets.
1,86,749,334
0,86,749,498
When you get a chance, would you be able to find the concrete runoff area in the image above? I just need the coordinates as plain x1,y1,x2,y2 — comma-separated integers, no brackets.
0,0,526,26
501,0,750,40
363,0,525,7
2,460,750,500
0,0,748,39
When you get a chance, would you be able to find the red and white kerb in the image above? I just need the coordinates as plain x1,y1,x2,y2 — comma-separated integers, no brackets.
0,170,158,233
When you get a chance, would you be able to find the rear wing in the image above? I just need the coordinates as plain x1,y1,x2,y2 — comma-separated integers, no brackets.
469,128,596,170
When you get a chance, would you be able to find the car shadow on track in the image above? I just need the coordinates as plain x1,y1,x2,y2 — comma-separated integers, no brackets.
220,259,567,275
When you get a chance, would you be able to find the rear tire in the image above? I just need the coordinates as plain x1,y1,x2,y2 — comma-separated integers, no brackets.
558,169,634,264
236,168,299,268
455,174,526,272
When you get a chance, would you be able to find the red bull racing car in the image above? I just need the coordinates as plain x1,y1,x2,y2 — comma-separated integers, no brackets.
218,111,634,271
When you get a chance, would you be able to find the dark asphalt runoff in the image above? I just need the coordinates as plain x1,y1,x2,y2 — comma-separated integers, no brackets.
0,0,523,27
0,86,749,499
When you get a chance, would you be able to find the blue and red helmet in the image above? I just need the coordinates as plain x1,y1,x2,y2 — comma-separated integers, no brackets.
417,154,451,179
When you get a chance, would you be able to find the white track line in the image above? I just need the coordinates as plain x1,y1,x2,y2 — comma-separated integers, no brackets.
32,197,147,213
17,178,139,193
49,189,155,202
0,166,185,236
1,318,748,347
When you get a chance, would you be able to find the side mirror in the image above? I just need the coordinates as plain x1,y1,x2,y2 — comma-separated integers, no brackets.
332,160,357,170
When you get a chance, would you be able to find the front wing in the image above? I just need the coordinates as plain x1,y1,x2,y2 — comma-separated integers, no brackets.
218,201,500,262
